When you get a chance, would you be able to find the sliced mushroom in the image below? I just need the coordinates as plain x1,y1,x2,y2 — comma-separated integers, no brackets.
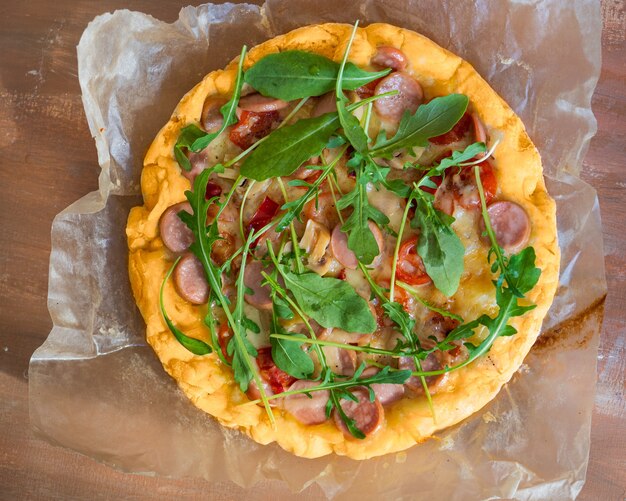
299,219,332,275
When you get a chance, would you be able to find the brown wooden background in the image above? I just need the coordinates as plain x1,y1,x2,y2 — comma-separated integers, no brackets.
0,1,624,499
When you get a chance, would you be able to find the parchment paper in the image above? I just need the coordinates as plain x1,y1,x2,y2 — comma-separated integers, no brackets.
29,1,605,499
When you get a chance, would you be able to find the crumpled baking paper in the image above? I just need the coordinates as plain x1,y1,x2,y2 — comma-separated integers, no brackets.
29,1,605,499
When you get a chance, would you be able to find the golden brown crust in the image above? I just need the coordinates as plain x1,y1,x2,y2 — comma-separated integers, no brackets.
126,23,560,459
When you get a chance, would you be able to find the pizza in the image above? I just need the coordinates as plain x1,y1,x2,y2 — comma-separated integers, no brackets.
126,22,560,459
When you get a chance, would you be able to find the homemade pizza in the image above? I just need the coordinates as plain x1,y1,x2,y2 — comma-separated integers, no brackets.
126,22,559,459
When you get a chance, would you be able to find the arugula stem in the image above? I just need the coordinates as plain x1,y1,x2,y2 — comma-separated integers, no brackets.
238,180,256,241
276,177,304,274
270,333,412,357
389,193,414,302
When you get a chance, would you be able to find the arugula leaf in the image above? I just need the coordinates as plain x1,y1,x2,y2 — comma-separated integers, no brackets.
276,145,348,232
239,112,340,180
279,269,376,333
336,23,369,154
244,50,390,101
437,246,540,368
271,333,314,379
266,273,314,379
190,45,247,152
411,190,465,296
370,94,469,158
180,169,269,404
337,158,390,264
159,259,213,355
174,125,207,172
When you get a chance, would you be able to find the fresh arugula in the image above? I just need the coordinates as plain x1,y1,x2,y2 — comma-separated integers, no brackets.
265,273,315,379
245,363,411,404
410,189,465,296
275,266,376,334
244,50,390,101
276,145,348,232
173,125,207,172
369,94,469,158
178,168,275,421
335,22,369,154
159,257,213,355
239,93,397,181
240,112,340,180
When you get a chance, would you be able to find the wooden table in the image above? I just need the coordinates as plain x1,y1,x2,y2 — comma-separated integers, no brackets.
0,1,623,499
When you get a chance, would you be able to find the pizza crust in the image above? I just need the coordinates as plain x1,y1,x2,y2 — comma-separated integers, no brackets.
126,23,560,459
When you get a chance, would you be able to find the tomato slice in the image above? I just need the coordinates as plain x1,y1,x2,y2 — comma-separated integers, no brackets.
256,347,297,394
205,181,222,200
429,112,471,145
229,110,279,150
395,235,431,286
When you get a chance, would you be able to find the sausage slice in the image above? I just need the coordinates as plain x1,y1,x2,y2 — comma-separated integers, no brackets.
160,202,194,253
201,96,227,132
373,72,423,122
238,93,289,113
398,353,446,394
173,254,209,305
481,201,531,254
243,260,273,310
282,380,330,425
332,387,383,439
360,367,405,405
371,46,408,71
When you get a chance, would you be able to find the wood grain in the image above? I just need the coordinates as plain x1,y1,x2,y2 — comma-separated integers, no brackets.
0,1,624,499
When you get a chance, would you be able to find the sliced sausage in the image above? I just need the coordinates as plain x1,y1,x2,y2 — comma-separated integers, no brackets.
360,367,405,406
311,91,337,117
173,254,209,305
201,96,227,132
481,201,531,253
371,46,408,71
330,221,383,270
160,202,194,253
398,353,446,394
332,387,383,439
246,378,275,403
243,260,273,310
181,151,207,183
282,380,330,425
238,93,289,113
373,72,423,123
472,112,487,145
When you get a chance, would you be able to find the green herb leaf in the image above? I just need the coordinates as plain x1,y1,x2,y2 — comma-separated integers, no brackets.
336,23,369,154
280,269,376,333
411,191,465,296
174,125,208,171
271,333,314,379
240,112,340,181
244,50,390,101
370,94,469,158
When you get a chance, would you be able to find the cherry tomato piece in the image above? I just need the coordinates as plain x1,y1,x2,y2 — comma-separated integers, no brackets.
395,236,432,286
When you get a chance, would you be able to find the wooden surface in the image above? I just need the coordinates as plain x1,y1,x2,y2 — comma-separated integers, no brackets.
0,1,624,499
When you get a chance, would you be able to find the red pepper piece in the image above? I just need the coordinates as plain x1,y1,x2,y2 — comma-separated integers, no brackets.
256,347,297,394
229,110,279,150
